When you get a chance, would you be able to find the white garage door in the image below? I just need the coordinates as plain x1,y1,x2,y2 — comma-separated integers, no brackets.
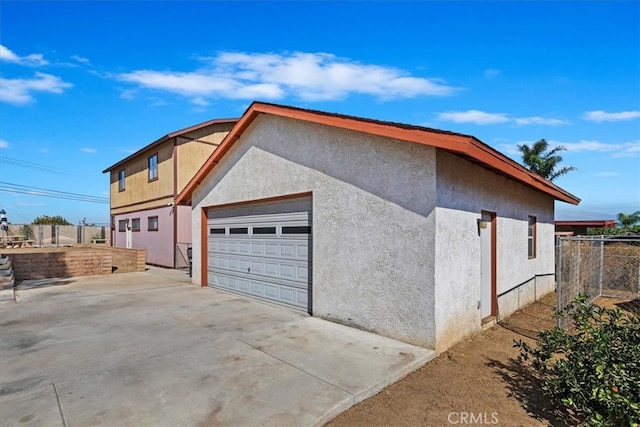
207,197,311,311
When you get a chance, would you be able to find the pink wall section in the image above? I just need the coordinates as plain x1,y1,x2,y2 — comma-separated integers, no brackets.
112,206,179,268
176,205,192,244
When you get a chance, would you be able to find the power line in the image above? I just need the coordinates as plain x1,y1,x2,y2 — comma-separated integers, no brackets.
0,181,109,204
0,157,69,175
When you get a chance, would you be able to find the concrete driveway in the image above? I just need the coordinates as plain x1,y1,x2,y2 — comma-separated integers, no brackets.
0,267,434,426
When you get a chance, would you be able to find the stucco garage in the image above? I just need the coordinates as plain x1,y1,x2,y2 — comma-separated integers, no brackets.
178,102,580,354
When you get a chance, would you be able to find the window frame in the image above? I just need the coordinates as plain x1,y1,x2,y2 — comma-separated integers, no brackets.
148,216,159,232
131,218,141,232
118,169,126,192
528,215,537,259
148,153,158,182
118,220,127,232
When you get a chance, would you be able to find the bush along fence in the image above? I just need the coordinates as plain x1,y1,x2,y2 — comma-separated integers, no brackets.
556,235,640,329
1,224,110,247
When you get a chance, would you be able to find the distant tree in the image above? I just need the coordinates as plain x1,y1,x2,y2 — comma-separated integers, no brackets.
617,211,640,227
518,139,577,182
32,215,71,225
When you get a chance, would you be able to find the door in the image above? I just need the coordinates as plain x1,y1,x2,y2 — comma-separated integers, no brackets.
207,197,311,311
480,211,496,320
125,224,132,249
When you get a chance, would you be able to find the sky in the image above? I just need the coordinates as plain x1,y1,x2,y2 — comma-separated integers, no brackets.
0,1,639,225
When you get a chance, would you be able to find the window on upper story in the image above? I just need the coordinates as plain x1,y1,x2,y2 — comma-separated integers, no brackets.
118,220,127,232
528,216,536,259
148,153,158,181
148,216,159,231
118,169,126,192
131,218,141,232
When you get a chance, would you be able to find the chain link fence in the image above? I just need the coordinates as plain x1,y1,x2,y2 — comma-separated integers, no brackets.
0,223,110,247
556,235,640,328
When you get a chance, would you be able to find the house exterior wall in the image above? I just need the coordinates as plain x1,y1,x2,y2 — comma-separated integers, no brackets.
112,206,174,267
109,141,174,214
192,115,438,348
107,124,233,268
434,150,555,352
176,124,234,194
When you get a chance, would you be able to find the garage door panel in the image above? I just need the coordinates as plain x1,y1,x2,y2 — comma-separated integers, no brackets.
207,198,311,311
208,269,309,309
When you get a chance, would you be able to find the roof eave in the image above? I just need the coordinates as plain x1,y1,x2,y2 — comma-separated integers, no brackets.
102,118,239,174
176,102,580,206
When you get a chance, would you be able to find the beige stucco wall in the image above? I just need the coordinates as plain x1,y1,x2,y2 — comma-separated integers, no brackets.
192,115,438,348
434,150,555,352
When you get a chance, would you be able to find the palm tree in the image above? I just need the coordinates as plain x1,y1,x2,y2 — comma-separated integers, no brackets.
617,211,640,227
517,139,576,182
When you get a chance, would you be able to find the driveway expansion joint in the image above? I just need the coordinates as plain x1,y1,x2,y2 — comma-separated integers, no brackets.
236,337,355,399
51,383,67,427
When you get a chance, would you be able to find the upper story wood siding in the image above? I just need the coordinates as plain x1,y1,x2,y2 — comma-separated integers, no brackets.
107,121,235,214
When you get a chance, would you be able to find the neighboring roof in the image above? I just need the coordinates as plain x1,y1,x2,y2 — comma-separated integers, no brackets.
555,220,617,227
102,118,238,173
176,102,581,206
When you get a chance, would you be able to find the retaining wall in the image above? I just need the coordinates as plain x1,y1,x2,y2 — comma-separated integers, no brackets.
1,246,146,280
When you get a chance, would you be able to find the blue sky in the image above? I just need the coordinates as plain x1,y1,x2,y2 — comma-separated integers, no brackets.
1,1,638,225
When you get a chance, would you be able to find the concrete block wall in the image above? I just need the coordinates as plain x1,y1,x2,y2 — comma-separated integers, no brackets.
90,246,146,273
8,250,113,280
2,247,146,280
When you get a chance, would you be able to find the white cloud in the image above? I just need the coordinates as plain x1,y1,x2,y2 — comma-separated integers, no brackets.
0,44,48,66
512,139,640,158
81,147,97,153
119,88,137,100
514,116,570,126
0,72,72,105
594,172,621,177
71,55,90,64
583,110,640,122
117,51,459,103
558,139,640,157
436,110,509,125
0,140,8,149
191,96,209,107
484,69,501,78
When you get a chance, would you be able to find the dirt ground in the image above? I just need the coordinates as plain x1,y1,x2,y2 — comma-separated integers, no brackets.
328,292,594,427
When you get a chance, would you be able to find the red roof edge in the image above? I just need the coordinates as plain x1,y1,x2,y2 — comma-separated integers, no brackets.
176,102,581,206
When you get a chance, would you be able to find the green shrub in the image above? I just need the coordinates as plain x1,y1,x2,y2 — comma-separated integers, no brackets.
587,225,640,235
515,295,640,426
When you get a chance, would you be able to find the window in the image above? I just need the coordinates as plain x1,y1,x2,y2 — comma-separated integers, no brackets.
528,216,536,258
118,220,127,232
148,153,158,181
148,216,159,231
282,226,311,234
229,227,248,235
131,218,140,232
210,228,225,235
253,226,276,235
118,169,126,191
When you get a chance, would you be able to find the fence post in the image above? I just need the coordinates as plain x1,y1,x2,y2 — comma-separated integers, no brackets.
55,225,59,247
38,224,44,247
557,238,563,329
599,237,604,298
